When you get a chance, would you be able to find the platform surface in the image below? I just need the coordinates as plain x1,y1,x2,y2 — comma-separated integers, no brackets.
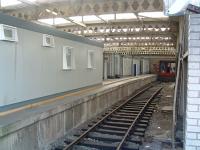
0,75,153,128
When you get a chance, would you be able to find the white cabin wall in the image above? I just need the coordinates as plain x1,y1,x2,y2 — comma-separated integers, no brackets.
0,28,103,106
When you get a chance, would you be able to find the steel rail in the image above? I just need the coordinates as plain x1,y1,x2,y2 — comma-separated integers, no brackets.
63,84,153,150
116,87,162,150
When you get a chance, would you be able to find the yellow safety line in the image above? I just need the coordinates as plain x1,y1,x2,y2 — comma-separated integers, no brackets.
0,85,102,117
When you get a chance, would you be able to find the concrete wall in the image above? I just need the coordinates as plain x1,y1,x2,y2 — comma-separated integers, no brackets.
0,27,103,107
185,14,200,150
0,75,157,150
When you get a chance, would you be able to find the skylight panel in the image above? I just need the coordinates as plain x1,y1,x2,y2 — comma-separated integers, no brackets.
38,19,54,25
138,11,168,18
98,14,115,21
83,15,101,22
1,0,37,7
69,16,83,22
1,0,22,7
54,18,70,25
116,13,136,20
38,18,70,25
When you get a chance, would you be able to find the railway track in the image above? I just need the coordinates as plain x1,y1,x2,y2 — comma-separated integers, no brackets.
54,84,162,150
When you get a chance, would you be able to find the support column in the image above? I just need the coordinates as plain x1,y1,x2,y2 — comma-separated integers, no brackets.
103,59,108,80
114,54,120,78
107,54,115,78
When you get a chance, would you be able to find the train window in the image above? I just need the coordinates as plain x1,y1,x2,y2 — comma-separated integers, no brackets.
160,61,175,74
159,61,176,81
63,46,75,70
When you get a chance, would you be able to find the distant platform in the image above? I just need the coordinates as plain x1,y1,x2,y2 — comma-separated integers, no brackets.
103,76,141,85
0,74,157,150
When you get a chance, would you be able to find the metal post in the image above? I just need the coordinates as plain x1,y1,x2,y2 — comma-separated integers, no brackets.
172,43,182,150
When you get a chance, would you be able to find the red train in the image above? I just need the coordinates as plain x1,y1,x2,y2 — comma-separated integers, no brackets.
158,61,176,81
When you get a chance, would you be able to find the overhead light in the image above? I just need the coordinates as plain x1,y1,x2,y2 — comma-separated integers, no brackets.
45,9,51,13
45,9,58,16
116,13,136,19
98,14,115,21
145,145,150,147
52,11,58,16
99,29,104,33
1,0,21,7
105,29,110,33
138,11,168,18
88,29,93,33
107,38,110,41
38,18,70,25
123,28,128,32
148,27,153,31
135,28,140,32
161,27,166,31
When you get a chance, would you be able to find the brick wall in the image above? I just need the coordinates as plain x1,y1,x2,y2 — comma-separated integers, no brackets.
186,14,200,150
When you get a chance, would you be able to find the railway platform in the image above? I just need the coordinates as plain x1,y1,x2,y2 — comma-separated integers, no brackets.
0,74,156,150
